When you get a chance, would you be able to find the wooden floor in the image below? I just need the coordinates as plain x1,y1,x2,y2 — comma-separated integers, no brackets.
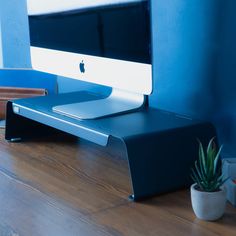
0,130,236,236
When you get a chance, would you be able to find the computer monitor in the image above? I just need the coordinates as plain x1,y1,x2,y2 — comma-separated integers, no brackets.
27,0,152,119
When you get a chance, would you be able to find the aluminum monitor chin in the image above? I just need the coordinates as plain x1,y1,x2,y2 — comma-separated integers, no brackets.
27,0,152,119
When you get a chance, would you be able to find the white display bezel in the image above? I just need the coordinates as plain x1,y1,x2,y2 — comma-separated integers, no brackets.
31,46,152,95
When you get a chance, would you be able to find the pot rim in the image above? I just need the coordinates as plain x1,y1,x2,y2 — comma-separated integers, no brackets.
191,183,226,194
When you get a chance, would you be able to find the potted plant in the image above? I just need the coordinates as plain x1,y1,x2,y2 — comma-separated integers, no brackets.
190,137,227,221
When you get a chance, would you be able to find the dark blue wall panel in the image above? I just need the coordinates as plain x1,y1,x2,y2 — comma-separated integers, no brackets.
150,0,236,157
214,0,236,156
150,0,221,118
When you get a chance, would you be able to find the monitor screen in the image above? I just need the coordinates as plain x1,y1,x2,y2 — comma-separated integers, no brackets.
27,0,152,95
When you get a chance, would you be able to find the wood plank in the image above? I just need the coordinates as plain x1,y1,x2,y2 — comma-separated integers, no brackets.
90,190,236,236
0,134,129,215
148,190,236,236
89,200,218,236
0,170,111,236
0,132,236,236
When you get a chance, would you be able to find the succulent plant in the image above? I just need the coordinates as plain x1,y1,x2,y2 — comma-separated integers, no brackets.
191,137,226,192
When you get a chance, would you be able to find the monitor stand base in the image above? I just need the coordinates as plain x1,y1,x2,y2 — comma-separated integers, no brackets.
52,89,145,120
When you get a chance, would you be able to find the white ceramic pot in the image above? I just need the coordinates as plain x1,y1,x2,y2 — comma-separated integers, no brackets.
190,183,226,221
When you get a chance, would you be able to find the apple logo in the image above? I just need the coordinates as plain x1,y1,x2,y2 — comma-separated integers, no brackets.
79,60,85,73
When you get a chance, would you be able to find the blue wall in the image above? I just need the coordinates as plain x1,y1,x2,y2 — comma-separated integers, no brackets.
150,0,220,118
0,70,57,94
0,1,57,95
149,0,236,157
0,0,31,68
215,0,236,156
0,23,3,67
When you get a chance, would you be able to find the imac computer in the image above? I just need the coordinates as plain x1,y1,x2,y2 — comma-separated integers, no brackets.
27,0,152,119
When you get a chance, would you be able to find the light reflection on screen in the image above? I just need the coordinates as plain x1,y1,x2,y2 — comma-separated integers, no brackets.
27,0,144,15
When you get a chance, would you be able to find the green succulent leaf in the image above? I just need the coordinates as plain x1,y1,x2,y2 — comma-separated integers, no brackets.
198,140,207,175
213,145,223,174
191,138,223,192
207,137,215,156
